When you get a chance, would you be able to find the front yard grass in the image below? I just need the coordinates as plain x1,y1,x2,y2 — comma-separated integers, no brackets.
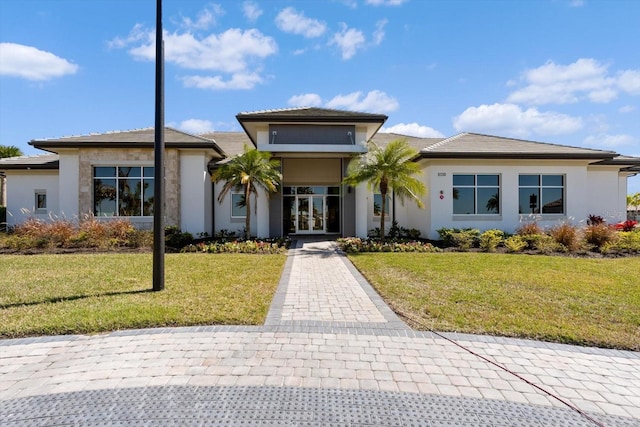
347,252,640,351
0,253,286,338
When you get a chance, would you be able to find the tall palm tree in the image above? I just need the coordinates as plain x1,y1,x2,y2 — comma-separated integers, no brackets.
343,139,426,241
211,145,281,239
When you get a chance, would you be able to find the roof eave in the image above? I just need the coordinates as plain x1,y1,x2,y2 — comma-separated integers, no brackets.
0,161,60,171
417,152,617,160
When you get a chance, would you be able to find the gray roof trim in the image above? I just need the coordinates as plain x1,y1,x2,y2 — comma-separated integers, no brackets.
236,107,388,123
0,154,60,170
590,155,640,166
29,127,226,157
418,152,617,160
417,132,619,161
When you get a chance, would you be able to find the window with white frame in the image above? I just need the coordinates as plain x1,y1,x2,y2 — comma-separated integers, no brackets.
373,193,390,217
453,174,500,215
93,166,154,217
34,190,47,213
518,174,564,214
231,191,246,218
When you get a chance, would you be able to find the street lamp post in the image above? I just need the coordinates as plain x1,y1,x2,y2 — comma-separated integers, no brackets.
152,0,165,291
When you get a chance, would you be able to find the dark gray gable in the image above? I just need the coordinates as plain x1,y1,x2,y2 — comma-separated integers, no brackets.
236,107,387,123
30,127,225,157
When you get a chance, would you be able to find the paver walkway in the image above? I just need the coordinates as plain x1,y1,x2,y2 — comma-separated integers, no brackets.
1,240,639,426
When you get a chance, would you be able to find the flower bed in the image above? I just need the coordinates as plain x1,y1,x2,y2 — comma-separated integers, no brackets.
337,237,441,253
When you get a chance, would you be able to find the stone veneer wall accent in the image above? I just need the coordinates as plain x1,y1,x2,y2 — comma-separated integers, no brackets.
78,148,180,227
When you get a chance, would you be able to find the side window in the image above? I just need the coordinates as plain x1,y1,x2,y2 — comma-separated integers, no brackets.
373,193,390,217
35,190,47,213
231,192,246,218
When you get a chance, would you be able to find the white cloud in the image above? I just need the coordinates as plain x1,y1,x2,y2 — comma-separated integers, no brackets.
618,70,640,95
107,23,149,49
275,7,326,38
569,0,585,7
453,103,583,138
242,1,263,22
179,5,223,31
619,105,637,113
584,134,638,149
111,25,277,90
288,93,323,107
381,123,444,138
177,119,215,134
0,42,78,81
289,90,398,113
373,19,387,45
330,24,366,60
506,58,616,105
326,90,399,113
129,29,277,73
182,72,264,90
366,0,409,5
506,58,640,106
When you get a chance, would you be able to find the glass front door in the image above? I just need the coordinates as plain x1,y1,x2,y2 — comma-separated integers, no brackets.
297,196,325,233
284,186,340,235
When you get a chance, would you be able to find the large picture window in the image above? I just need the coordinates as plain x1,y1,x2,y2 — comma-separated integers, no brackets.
518,174,564,214
453,174,500,215
93,166,154,217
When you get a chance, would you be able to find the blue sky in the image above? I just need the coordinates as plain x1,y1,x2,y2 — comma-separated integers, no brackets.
1,0,639,194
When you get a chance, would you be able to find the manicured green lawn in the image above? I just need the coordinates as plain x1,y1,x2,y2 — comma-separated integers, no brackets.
347,253,640,350
0,253,286,338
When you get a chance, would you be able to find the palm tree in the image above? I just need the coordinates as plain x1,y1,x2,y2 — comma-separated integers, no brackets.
628,192,640,217
211,145,281,239
0,145,23,159
0,146,23,208
343,139,426,241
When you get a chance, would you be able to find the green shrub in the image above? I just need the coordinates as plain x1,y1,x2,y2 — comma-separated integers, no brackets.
165,226,194,249
533,234,560,254
612,230,640,253
451,229,480,251
479,229,505,252
504,235,528,253
548,222,581,252
437,228,480,250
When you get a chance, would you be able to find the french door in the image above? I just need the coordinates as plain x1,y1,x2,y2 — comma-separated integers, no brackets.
283,186,340,235
296,196,325,233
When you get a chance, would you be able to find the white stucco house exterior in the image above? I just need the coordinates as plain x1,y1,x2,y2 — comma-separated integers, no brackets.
2,107,639,240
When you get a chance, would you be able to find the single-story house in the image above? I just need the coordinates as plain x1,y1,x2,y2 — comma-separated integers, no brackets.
2,107,639,239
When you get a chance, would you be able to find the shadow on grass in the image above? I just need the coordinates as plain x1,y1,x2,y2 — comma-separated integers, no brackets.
0,289,153,310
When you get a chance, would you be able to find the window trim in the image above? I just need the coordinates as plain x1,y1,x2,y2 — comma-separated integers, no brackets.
518,174,565,215
34,190,47,213
452,173,501,216
231,191,247,218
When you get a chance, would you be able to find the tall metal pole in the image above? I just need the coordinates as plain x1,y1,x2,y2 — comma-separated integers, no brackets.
152,0,165,291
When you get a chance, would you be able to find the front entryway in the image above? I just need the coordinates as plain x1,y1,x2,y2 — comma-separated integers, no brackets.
283,186,340,235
